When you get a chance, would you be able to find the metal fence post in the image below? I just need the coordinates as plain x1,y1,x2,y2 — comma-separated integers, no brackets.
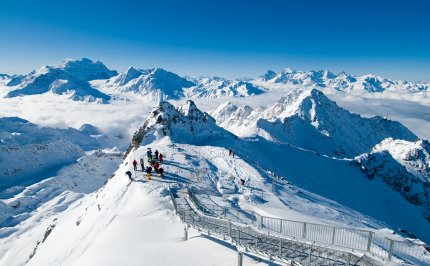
229,221,232,241
260,215,264,230
331,227,336,245
279,239,283,257
279,219,283,234
367,231,373,252
302,223,307,239
346,253,351,266
237,251,243,266
388,240,394,261
184,226,188,241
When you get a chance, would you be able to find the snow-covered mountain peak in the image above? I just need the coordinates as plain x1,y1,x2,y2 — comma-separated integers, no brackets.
177,100,200,116
134,100,231,145
260,88,330,121
104,67,195,100
212,102,239,119
372,138,430,182
58,58,117,80
282,67,295,74
4,58,116,103
255,67,430,93
113,66,143,86
212,88,418,157
184,76,264,99
260,70,277,81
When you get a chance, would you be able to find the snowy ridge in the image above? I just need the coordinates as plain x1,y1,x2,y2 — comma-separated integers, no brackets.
212,88,418,157
184,76,265,98
4,58,116,103
355,150,430,222
138,100,234,145
372,138,430,183
1,100,430,265
102,67,195,101
256,68,430,93
0,117,110,190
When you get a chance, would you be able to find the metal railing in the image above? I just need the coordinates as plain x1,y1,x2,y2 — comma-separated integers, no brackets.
187,188,430,265
169,187,381,266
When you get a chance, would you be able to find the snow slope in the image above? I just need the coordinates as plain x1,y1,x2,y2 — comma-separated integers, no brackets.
373,138,430,183
0,117,112,191
1,100,430,266
212,88,417,157
5,58,116,103
136,100,430,242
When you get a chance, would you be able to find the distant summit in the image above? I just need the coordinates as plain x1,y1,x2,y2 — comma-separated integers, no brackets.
105,67,195,101
5,58,116,103
212,88,417,157
256,68,430,93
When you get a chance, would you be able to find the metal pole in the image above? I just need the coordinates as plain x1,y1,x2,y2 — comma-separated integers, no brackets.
331,227,336,245
279,219,283,234
346,253,351,266
302,223,307,239
237,251,243,266
388,240,394,261
229,221,232,241
184,226,188,241
260,215,263,230
367,231,373,252
279,239,283,257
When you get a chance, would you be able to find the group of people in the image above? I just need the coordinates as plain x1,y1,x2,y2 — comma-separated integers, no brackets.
129,147,165,181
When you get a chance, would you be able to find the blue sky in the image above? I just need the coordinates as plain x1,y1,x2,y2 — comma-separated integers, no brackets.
0,0,429,81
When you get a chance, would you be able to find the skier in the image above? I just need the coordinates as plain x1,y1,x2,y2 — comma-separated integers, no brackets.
147,148,153,162
159,153,164,163
228,149,232,156
140,157,145,171
132,159,138,171
158,167,164,177
154,150,159,161
232,151,235,158
145,166,152,180
125,171,133,180
153,161,160,173
240,178,245,186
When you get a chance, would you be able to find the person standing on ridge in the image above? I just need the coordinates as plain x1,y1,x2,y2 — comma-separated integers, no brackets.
159,153,164,163
153,161,160,173
132,159,138,171
145,166,152,180
228,149,232,156
154,150,159,161
140,157,145,171
126,171,133,180
147,148,153,162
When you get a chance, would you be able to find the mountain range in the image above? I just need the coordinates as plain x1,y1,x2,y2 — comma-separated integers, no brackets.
2,58,429,103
